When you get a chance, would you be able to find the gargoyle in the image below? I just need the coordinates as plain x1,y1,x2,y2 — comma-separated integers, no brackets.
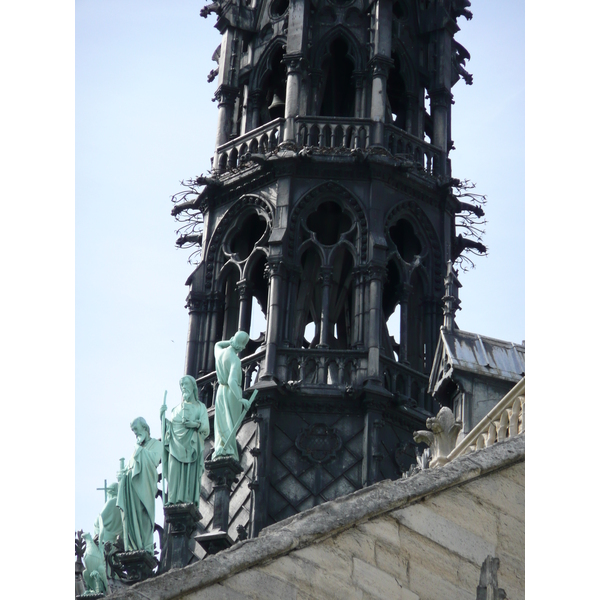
413,407,463,468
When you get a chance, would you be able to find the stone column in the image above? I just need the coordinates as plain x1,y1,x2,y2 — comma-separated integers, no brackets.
366,264,386,381
160,503,202,572
352,72,366,119
318,266,333,348
213,84,239,172
368,0,393,146
206,291,224,375
405,92,418,136
236,279,253,334
351,266,367,349
246,90,262,133
248,400,275,538
368,57,393,147
361,402,385,487
195,457,243,555
262,259,284,379
398,282,411,364
282,54,305,143
429,88,452,176
184,291,207,378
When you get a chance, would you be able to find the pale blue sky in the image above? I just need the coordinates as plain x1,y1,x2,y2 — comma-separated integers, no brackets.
74,0,524,534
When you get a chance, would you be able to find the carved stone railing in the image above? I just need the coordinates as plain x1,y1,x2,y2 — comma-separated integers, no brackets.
276,348,367,388
379,355,430,407
214,118,285,172
447,377,525,461
196,345,432,406
384,123,444,175
196,348,266,409
295,116,372,151
213,116,444,176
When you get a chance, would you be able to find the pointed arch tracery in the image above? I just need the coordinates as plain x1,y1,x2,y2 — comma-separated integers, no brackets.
288,182,367,349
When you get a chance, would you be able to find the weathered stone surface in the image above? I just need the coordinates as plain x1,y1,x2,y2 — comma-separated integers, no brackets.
108,436,524,600
187,582,248,599
424,485,499,547
497,510,525,563
460,464,524,515
220,568,299,600
496,550,525,600
259,554,364,600
391,501,496,565
407,560,475,600
352,557,419,600
293,541,354,580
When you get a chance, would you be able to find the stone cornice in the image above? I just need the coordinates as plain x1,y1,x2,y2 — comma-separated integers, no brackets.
109,435,524,599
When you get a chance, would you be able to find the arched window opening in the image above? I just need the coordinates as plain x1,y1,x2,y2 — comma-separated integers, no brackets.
249,296,267,342
327,246,354,349
270,0,289,18
243,253,268,355
382,260,402,361
387,53,408,129
423,91,433,144
221,269,241,342
259,46,286,126
229,213,267,260
389,218,421,262
306,201,352,245
294,247,322,348
319,38,355,117
407,273,426,373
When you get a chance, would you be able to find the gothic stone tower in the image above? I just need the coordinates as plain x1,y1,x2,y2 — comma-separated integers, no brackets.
174,0,476,541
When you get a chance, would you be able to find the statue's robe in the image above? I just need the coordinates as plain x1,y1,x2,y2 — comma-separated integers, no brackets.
214,343,244,461
98,496,123,545
163,401,209,506
116,437,161,553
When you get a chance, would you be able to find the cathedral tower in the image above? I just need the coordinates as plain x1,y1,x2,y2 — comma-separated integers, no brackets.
173,0,478,541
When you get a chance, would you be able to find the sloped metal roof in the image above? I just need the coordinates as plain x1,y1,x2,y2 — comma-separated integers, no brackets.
440,328,525,382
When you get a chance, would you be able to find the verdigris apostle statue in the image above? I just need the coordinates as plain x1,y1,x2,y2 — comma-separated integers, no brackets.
81,531,109,595
116,417,162,553
160,375,210,506
94,482,123,547
213,330,251,461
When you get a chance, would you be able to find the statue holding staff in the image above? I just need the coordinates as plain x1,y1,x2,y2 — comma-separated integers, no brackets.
213,330,251,461
116,417,162,553
160,375,210,506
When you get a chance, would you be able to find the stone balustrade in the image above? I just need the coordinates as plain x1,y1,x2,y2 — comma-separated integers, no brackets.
383,124,444,175
214,118,285,172
196,346,431,409
447,377,525,461
295,116,372,150
213,116,444,176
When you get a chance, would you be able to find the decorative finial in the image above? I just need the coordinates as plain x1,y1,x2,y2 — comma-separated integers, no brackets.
442,260,462,330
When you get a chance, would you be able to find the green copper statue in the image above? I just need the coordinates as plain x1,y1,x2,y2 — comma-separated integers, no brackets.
116,417,162,554
81,531,109,595
160,375,210,506
213,331,251,461
94,482,122,547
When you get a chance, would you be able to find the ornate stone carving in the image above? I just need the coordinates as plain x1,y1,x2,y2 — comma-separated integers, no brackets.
295,423,342,464
413,407,462,468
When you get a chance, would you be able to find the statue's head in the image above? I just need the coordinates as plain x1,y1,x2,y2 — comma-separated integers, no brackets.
179,374,199,403
107,482,119,499
231,330,250,353
130,416,150,445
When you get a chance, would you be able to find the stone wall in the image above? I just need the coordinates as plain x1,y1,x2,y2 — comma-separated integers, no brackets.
112,435,524,600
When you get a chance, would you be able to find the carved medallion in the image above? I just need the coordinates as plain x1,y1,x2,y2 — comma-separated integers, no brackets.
295,423,342,464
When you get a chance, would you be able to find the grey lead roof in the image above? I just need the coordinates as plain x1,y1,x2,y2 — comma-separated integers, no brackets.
439,328,525,382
